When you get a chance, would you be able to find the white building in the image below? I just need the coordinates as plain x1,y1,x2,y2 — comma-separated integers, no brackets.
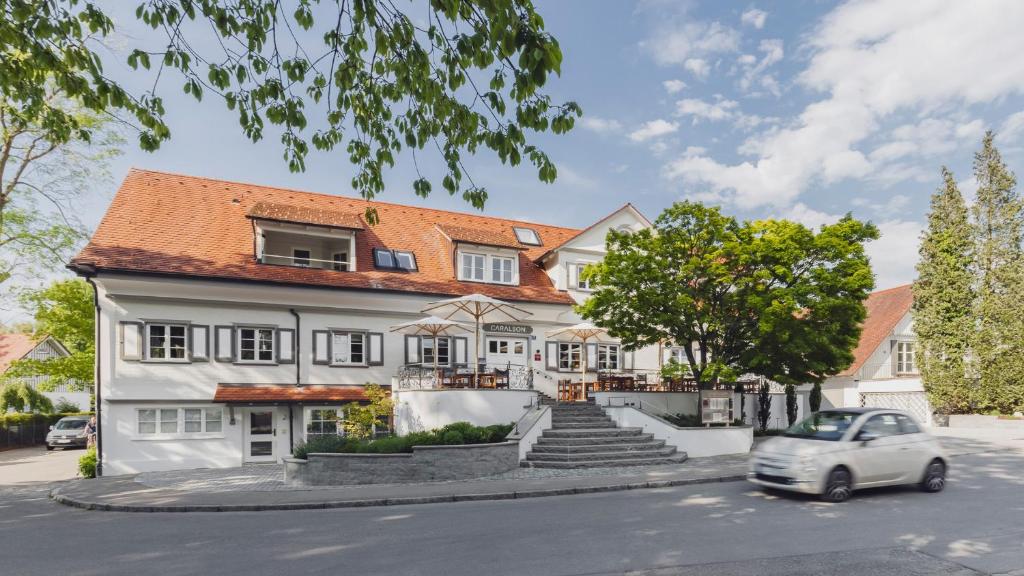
71,169,667,475
817,284,930,424
0,334,90,411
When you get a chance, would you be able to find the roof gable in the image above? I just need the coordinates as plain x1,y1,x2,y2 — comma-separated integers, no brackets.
73,169,584,304
539,204,651,260
0,334,42,373
839,284,914,377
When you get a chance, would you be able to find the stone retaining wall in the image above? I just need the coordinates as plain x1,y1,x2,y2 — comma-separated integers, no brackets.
284,441,519,486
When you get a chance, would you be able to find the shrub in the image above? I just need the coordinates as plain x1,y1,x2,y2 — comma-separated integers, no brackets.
757,381,772,432
78,446,97,478
55,398,81,413
0,381,54,413
785,384,798,426
809,382,822,413
291,422,515,458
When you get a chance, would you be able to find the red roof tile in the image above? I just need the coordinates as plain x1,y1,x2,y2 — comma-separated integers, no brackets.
213,384,380,403
435,223,525,249
839,284,913,377
72,170,581,304
248,201,365,230
0,334,39,373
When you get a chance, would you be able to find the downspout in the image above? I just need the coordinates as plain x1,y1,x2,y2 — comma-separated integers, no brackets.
288,308,301,454
84,273,103,477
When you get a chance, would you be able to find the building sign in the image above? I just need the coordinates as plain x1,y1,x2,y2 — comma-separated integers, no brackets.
483,323,533,335
701,390,734,425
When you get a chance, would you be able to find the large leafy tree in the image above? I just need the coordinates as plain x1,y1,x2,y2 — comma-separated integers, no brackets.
971,132,1024,413
6,279,95,391
578,202,877,417
1,0,580,220
913,167,975,414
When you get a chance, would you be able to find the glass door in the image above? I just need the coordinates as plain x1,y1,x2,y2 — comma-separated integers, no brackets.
244,409,276,462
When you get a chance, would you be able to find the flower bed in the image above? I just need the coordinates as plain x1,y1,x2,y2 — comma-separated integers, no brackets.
292,422,513,458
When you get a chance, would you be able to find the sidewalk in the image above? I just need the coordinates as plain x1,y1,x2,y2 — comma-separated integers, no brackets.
51,454,750,513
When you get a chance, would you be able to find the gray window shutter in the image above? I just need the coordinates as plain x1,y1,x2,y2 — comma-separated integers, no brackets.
277,328,295,364
586,343,598,370
119,321,143,361
312,330,330,365
189,325,209,362
454,337,468,367
368,332,384,366
623,349,635,371
545,341,558,371
405,335,421,365
214,326,234,362
890,339,898,376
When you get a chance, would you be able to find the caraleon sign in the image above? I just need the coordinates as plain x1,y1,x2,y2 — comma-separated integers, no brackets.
482,323,533,335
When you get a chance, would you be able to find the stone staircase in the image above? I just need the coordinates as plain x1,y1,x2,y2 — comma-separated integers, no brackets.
521,399,687,469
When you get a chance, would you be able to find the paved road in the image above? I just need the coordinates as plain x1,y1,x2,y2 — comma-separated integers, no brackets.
0,446,81,485
2,447,1024,576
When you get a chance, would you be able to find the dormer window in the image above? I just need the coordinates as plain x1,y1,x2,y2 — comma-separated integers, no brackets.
457,249,519,285
461,253,485,281
513,227,541,246
253,219,356,272
292,248,311,267
491,256,514,284
374,248,417,271
332,252,349,271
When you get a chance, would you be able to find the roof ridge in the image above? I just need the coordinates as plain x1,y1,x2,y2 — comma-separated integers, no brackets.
871,283,913,295
127,167,583,233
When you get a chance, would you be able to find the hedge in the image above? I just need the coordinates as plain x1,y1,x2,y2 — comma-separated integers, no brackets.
293,421,514,459
0,412,93,449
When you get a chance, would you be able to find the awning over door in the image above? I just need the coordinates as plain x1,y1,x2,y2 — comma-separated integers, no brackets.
213,384,383,403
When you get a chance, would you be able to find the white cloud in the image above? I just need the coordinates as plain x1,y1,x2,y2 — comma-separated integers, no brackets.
663,79,688,94
580,117,623,134
556,164,598,189
675,97,739,122
684,58,711,79
629,119,680,142
866,220,923,289
741,8,768,29
852,194,912,214
665,0,1024,208
738,39,784,96
996,111,1024,144
646,20,741,66
784,203,842,229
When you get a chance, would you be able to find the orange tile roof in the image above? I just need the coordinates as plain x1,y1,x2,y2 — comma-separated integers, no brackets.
839,284,913,377
0,334,39,373
435,223,525,249
248,201,365,230
72,169,582,304
213,384,381,403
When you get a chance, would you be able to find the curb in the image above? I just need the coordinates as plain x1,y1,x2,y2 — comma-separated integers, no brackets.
49,473,748,513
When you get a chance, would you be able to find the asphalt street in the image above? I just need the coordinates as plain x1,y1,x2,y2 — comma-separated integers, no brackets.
2,447,1023,576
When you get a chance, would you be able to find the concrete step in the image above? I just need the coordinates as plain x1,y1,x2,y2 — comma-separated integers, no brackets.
520,453,689,469
551,415,612,422
551,420,617,429
529,440,667,454
525,447,679,462
541,427,645,439
536,433,656,446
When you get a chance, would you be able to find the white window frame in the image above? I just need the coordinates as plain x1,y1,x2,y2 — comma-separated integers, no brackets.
305,407,344,440
145,323,189,362
896,341,916,374
183,407,224,434
513,227,541,246
422,336,451,366
461,252,486,281
490,255,515,284
597,344,620,370
331,331,367,366
571,262,593,291
136,407,225,439
558,343,582,371
237,327,276,364
291,246,312,267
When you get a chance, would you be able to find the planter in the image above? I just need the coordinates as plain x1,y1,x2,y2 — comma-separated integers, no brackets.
948,415,1024,429
285,441,519,486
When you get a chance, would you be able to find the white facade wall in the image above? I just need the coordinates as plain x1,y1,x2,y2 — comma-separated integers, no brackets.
392,389,537,435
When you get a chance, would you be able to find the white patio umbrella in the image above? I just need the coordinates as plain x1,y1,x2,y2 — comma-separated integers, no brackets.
422,294,532,387
546,322,608,401
389,316,471,376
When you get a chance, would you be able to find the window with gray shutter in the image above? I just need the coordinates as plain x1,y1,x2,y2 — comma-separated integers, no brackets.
120,321,143,361
312,330,330,365
368,332,384,366
545,341,558,370
189,325,209,362
214,326,234,362
277,328,295,364
454,337,468,366
586,343,598,370
405,335,421,365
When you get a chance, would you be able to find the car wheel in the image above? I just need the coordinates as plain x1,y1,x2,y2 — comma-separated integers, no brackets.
822,467,853,503
45,445,54,451
920,459,946,493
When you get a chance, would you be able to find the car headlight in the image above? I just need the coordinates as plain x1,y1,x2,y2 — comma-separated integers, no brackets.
797,456,818,473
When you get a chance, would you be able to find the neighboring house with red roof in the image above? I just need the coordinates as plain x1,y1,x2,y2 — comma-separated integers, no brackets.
0,334,89,411
817,284,930,424
70,169,657,475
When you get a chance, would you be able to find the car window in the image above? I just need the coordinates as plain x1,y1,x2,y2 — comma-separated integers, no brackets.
857,414,902,439
55,419,87,430
783,411,859,441
896,414,921,434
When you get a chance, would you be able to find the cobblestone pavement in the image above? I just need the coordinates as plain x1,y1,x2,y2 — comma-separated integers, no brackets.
135,453,750,492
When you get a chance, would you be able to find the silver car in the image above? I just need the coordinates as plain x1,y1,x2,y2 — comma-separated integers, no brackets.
45,416,90,450
749,408,947,502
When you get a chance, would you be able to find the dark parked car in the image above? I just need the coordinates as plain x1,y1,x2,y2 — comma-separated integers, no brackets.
45,416,90,450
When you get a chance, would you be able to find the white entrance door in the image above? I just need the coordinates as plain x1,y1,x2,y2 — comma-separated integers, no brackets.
244,409,277,463
486,337,528,369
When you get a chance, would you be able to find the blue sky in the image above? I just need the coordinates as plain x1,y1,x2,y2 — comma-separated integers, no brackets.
78,0,1024,295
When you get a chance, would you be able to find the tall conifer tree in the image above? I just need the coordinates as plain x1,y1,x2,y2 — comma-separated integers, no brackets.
913,167,974,413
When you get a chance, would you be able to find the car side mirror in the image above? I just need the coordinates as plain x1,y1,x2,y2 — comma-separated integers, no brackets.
857,432,878,445
48,425,54,431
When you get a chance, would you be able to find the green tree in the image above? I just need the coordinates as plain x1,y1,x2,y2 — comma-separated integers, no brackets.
756,380,771,432
971,132,1024,413
2,1,580,219
784,384,798,426
7,279,94,391
342,383,394,439
0,380,54,413
913,167,975,414
578,202,877,419
809,382,821,413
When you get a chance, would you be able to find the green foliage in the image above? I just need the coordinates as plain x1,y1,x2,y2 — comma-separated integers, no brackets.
54,398,81,413
1,1,578,215
78,446,97,478
7,279,94,389
785,384,798,426
579,202,878,395
292,421,514,458
809,382,822,413
0,380,54,413
341,383,394,439
914,167,976,414
757,381,772,433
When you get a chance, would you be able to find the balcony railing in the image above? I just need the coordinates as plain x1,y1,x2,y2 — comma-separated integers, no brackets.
396,363,534,391
260,253,351,271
